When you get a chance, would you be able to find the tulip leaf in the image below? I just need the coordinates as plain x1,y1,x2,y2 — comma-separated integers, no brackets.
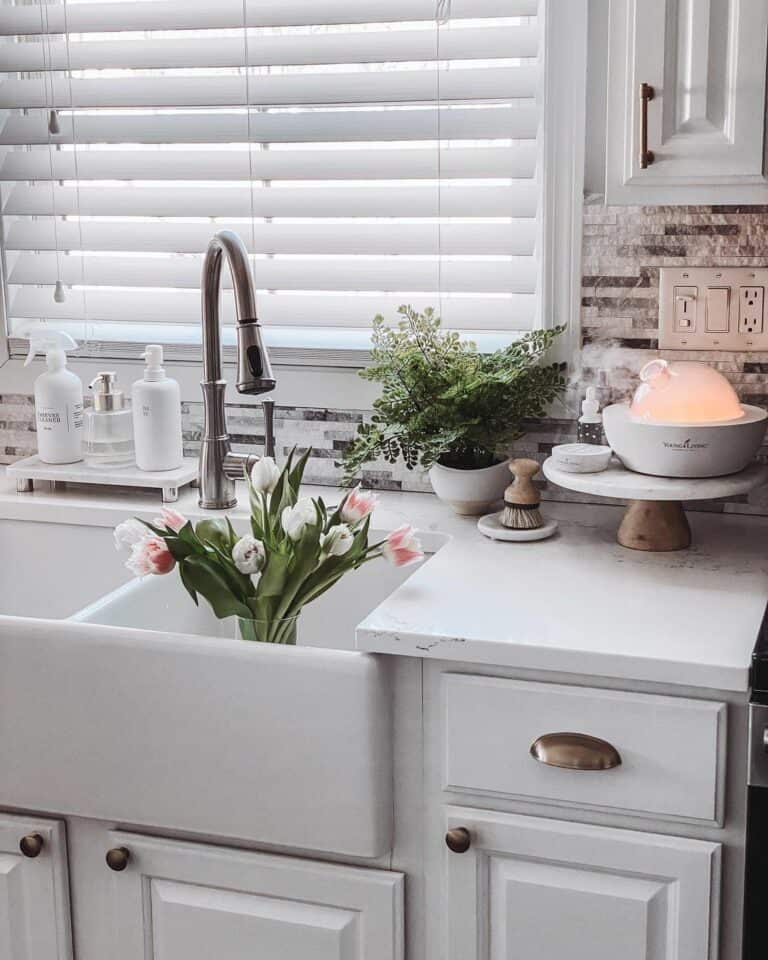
178,560,199,606
257,551,291,598
288,446,311,495
165,537,197,561
139,519,168,538
180,555,251,619
201,539,253,599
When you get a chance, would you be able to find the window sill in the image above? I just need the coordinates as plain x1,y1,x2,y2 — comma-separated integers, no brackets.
10,326,526,370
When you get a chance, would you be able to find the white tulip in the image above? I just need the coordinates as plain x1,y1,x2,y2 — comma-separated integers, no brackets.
250,456,280,494
231,536,266,575
114,517,149,552
281,498,318,542
321,523,355,557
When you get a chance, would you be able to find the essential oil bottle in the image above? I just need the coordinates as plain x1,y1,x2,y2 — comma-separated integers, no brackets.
576,386,604,445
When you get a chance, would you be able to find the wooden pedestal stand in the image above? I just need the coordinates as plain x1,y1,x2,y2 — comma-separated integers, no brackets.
542,459,768,553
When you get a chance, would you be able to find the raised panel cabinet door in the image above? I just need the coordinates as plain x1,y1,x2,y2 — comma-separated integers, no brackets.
606,0,768,203
0,813,73,960
445,807,721,960
104,831,404,960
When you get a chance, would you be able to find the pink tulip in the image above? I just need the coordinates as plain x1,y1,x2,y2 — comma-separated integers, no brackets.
126,536,176,577
382,524,424,568
157,507,187,533
341,486,378,524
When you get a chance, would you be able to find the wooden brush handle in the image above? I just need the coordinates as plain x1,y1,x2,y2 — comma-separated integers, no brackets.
505,458,541,506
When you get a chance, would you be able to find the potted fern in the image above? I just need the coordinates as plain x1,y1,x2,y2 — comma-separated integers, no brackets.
343,306,566,514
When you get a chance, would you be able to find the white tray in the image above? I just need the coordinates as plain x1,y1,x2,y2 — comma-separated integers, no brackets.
8,454,198,503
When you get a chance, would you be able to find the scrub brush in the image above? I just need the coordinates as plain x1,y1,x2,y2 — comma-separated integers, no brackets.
502,459,543,530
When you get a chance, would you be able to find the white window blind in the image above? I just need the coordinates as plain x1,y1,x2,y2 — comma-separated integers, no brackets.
0,0,543,354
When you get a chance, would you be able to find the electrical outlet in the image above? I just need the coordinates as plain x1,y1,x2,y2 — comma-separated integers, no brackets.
660,268,768,350
739,287,765,335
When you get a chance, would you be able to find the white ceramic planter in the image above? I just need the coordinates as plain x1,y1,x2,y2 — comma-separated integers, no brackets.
429,459,510,515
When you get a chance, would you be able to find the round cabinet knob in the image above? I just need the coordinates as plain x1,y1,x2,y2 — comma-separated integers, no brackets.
445,827,471,854
105,847,131,872
19,833,44,858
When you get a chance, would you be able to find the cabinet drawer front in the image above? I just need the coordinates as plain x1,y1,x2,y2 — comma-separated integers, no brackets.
445,806,720,960
105,831,403,960
444,675,726,823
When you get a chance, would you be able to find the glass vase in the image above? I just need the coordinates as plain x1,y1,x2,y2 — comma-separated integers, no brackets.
235,615,299,645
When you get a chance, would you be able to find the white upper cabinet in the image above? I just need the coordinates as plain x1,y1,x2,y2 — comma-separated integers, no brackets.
606,0,768,203
0,814,73,960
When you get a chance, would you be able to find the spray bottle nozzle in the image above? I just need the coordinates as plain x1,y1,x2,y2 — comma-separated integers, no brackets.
20,326,79,367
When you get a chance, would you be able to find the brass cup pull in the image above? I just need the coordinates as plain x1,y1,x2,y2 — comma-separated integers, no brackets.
19,833,44,858
106,846,131,872
530,732,621,771
639,82,655,168
445,827,471,854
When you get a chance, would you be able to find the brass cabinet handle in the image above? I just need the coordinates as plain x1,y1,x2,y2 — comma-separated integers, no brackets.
639,82,655,168
530,732,622,771
445,827,472,854
19,833,44,858
105,846,131,872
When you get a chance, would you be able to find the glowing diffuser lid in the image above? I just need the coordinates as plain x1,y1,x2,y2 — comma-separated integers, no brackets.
630,359,744,424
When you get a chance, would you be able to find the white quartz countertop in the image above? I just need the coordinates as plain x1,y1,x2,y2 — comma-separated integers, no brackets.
1,466,765,692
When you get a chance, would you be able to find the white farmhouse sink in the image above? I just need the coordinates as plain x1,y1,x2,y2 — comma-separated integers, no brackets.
0,517,130,617
0,515,444,859
73,528,446,651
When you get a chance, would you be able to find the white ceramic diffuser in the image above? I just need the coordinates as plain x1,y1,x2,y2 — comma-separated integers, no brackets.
603,359,767,478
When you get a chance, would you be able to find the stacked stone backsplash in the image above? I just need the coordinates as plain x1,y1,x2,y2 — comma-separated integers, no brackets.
3,196,768,510
512,196,768,515
0,394,432,493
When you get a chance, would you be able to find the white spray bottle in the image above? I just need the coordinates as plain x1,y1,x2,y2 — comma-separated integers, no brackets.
23,328,84,463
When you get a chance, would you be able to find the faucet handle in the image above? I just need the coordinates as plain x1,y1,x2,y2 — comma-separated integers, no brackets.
262,399,275,459
223,451,258,481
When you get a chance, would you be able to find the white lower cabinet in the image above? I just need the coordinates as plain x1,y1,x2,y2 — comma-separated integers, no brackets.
445,807,721,960
0,813,73,960
104,831,404,960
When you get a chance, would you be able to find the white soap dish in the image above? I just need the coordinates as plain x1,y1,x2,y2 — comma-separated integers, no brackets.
477,512,559,542
551,443,612,473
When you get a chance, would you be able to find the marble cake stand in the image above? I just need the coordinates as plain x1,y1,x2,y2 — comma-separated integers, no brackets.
543,457,768,551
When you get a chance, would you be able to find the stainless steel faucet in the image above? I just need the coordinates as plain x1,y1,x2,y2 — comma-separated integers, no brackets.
198,230,276,509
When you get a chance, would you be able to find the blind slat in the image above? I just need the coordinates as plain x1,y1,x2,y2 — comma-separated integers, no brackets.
1,103,535,146
0,145,536,182
8,253,537,294
5,183,538,219
5,219,536,257
0,67,535,111
9,288,536,332
0,0,536,36
1,3,543,343
0,24,536,73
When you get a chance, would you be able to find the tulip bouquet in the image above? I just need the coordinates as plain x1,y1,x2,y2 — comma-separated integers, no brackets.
115,448,423,644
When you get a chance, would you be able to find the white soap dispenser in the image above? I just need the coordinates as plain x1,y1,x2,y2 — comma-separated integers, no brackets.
131,344,183,472
83,371,135,466
22,328,84,464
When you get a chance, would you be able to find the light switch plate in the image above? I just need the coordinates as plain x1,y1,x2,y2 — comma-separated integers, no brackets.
659,267,768,351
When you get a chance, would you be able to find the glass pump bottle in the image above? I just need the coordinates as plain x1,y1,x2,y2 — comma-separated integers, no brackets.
83,371,135,466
